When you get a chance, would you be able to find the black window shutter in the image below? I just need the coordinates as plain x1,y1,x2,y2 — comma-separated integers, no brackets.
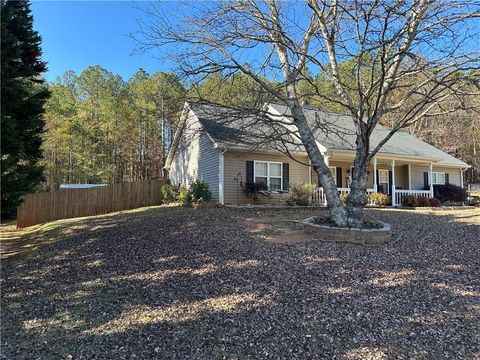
388,170,393,194
445,173,449,184
246,161,254,183
376,170,379,190
423,172,429,189
336,167,342,187
282,163,289,191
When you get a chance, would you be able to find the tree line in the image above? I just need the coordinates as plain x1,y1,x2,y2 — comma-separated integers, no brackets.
43,64,480,193
42,67,185,189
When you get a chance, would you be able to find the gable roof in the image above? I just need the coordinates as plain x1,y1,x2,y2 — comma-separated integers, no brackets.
269,104,469,167
188,102,469,168
189,102,307,154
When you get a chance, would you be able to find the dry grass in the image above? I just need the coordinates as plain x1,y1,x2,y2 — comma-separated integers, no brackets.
1,206,479,359
0,204,179,260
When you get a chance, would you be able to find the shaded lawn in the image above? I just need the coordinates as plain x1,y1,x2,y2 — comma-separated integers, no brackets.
1,206,479,359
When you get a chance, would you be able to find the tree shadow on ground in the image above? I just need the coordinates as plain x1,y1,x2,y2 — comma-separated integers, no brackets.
1,207,479,358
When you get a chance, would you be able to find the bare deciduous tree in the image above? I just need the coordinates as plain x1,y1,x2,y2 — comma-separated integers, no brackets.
136,0,480,226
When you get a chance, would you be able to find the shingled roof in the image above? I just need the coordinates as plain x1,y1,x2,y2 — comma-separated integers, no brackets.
188,102,469,167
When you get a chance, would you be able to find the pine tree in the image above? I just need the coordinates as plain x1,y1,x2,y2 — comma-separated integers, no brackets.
1,0,50,217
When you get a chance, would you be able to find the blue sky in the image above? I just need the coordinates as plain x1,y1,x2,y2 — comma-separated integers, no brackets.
31,1,479,83
31,1,174,82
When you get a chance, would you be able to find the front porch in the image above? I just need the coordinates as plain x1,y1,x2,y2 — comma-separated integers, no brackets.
312,187,432,206
221,150,462,205
310,156,438,206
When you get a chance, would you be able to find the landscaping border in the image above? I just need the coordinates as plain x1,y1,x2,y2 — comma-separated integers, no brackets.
301,216,391,245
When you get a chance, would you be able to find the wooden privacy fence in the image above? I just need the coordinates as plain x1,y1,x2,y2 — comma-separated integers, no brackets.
16,180,167,228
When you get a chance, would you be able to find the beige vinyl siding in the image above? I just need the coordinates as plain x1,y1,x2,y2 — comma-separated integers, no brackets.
311,162,409,190
410,165,462,190
223,151,310,204
410,165,427,190
393,165,405,189
169,122,220,201
433,166,461,187
312,161,376,189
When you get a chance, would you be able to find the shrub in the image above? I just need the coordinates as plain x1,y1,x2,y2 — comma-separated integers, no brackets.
428,198,441,207
243,182,269,201
433,184,467,203
403,195,418,207
189,179,212,204
340,193,349,205
177,186,190,204
160,184,178,204
417,196,430,207
286,182,316,206
368,192,389,206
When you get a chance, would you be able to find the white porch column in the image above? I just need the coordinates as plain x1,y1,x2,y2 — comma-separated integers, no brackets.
429,162,434,198
373,158,378,192
324,154,330,166
460,168,464,188
391,159,396,206
408,164,412,190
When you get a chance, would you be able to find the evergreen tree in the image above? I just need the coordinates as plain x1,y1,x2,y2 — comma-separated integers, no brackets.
1,0,50,217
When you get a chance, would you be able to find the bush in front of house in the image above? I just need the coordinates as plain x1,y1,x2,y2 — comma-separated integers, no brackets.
416,196,431,207
340,193,349,205
189,179,212,204
368,192,389,206
403,195,418,207
286,182,316,206
177,186,190,204
161,184,179,204
403,195,441,207
243,182,269,201
433,183,467,203
428,198,441,207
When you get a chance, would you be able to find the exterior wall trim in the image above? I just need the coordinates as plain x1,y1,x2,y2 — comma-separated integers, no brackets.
219,151,225,204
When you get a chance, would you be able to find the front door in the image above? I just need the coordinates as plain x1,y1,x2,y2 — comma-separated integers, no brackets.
378,170,390,194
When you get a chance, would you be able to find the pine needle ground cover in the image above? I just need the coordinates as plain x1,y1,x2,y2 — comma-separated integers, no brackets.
2,207,479,358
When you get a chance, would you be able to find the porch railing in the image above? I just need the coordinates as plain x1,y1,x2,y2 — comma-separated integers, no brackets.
312,187,431,206
394,189,431,206
312,187,375,206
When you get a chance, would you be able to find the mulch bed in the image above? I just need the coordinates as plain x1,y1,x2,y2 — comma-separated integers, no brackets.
1,207,479,359
312,216,383,229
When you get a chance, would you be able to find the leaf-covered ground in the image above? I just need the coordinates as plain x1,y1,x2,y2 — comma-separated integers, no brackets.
1,206,479,359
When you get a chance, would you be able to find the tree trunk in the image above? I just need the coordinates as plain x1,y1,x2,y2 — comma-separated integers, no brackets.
285,96,349,227
347,162,369,222
347,134,370,224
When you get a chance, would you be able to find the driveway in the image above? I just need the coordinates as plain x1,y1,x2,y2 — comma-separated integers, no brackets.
1,207,479,359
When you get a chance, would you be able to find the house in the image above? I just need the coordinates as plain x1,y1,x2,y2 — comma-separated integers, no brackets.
165,102,470,205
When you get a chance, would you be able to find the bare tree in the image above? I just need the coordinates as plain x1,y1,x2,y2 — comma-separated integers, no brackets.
136,0,480,226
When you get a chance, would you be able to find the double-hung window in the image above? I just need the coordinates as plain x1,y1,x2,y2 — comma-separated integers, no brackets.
254,161,282,191
432,172,446,185
378,169,390,194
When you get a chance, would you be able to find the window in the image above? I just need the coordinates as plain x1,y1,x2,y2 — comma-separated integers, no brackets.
254,161,283,191
329,166,337,185
378,169,390,194
379,170,389,183
432,172,446,185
